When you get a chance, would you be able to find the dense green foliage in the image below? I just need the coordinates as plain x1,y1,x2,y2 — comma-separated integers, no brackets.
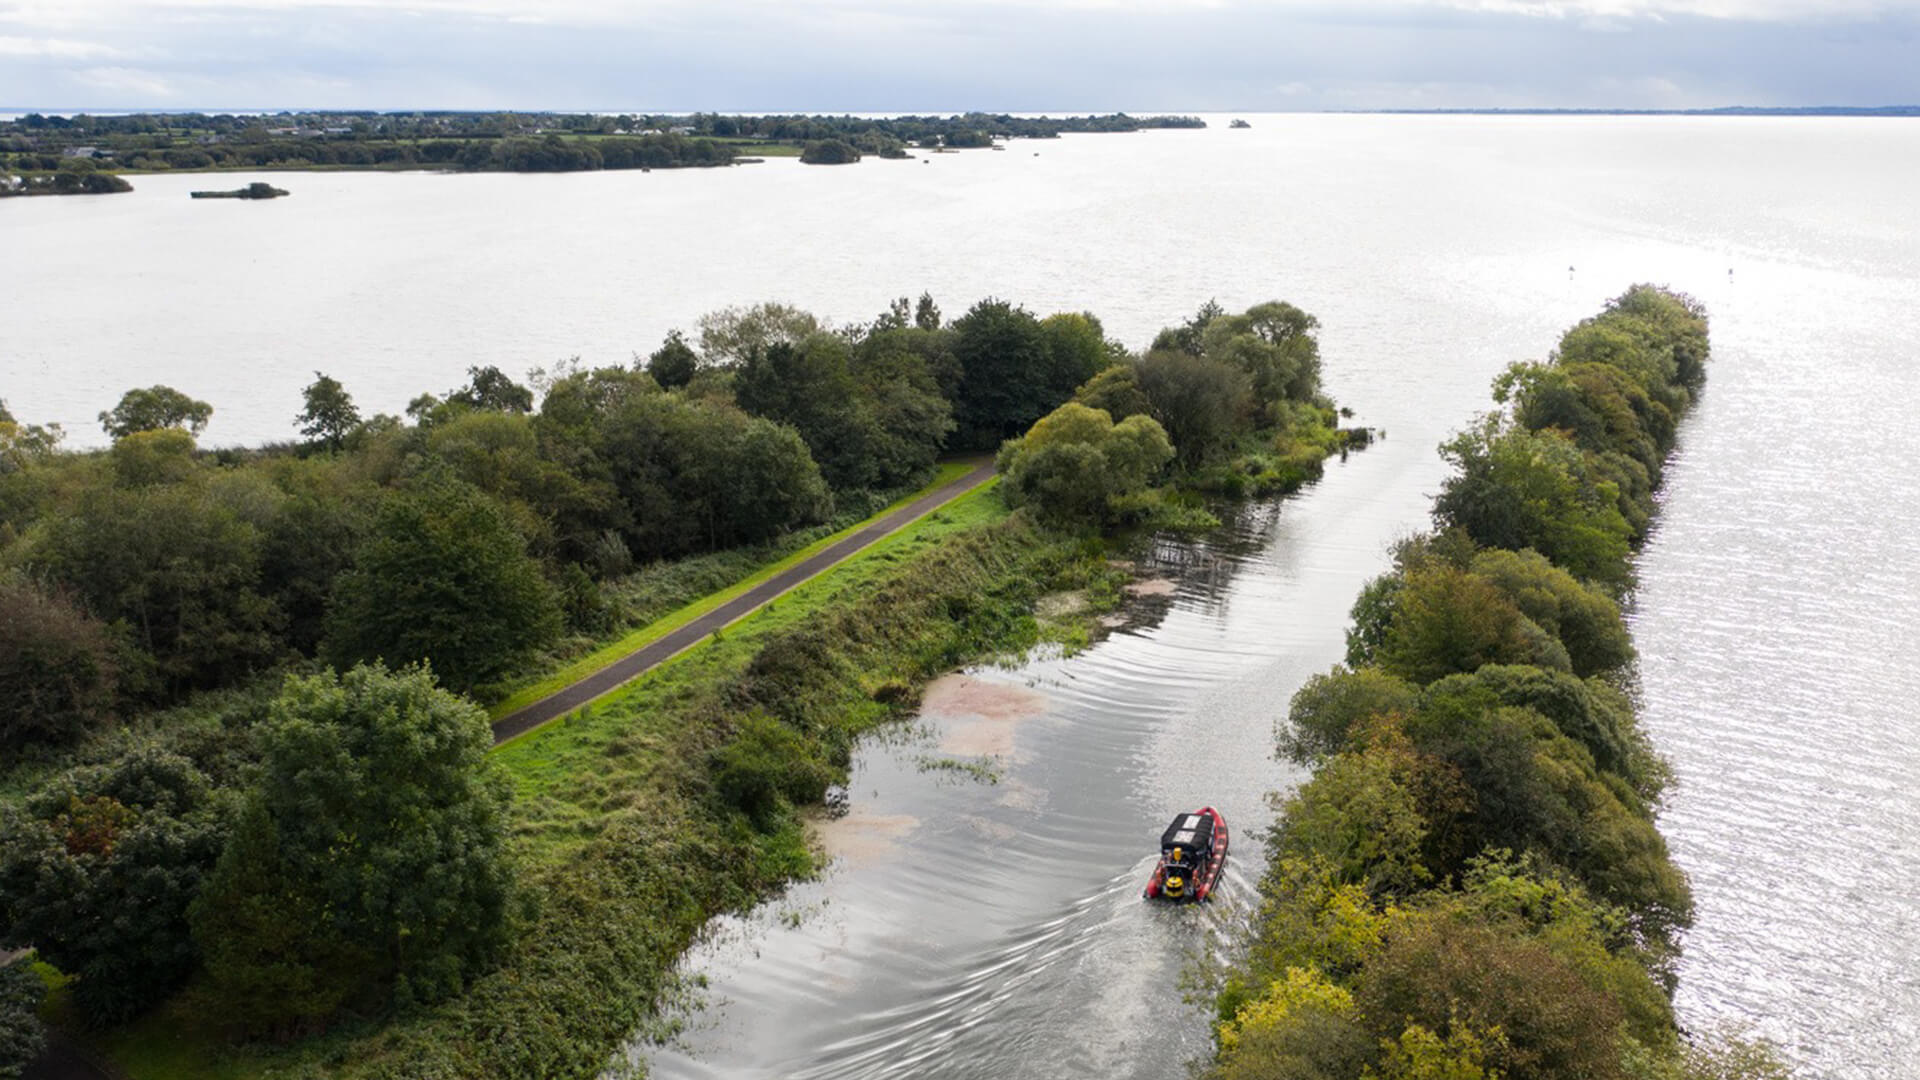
1213,287,1782,1080
1001,298,1358,524
0,962,46,1078
0,749,230,1024
0,576,119,750
98,385,213,439
189,664,511,1036
296,372,360,451
996,403,1174,524
799,139,861,165
323,479,561,693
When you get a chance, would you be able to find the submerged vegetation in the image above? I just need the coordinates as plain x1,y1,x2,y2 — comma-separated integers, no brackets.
0,287,1346,1077
1210,286,1788,1080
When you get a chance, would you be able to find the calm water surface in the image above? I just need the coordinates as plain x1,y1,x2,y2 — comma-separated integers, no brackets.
6,116,1917,1078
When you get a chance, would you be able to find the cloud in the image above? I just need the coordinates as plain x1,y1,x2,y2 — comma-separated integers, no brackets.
1,0,1916,110
74,65,179,98
0,33,122,57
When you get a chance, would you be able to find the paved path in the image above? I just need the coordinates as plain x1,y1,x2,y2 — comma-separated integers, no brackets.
491,459,997,746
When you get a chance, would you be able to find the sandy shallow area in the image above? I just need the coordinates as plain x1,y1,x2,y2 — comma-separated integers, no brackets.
920,673,1051,757
1124,577,1178,597
808,809,922,868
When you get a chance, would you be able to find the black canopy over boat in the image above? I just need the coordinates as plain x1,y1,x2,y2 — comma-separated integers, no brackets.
1144,806,1229,903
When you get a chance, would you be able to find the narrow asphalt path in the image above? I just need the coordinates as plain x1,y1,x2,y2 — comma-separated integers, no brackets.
491,459,997,746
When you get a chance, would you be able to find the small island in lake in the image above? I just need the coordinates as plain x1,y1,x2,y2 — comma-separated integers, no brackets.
191,181,290,199
1230,118,1252,129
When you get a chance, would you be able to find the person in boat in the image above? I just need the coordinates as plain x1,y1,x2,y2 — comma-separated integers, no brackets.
1163,847,1192,899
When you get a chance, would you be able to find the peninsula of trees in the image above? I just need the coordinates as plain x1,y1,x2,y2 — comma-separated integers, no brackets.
1206,286,1786,1080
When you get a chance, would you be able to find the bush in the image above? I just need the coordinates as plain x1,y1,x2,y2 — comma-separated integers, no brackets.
0,749,229,1024
0,577,118,750
189,664,512,1035
0,962,46,1079
709,713,836,826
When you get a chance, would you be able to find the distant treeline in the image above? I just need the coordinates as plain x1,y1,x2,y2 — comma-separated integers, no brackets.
1,110,1204,176
0,169,130,196
1207,286,1790,1080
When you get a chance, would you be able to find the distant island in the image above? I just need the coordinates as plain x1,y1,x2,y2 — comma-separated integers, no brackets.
0,110,1208,180
0,168,130,197
1230,118,1252,128
190,181,290,199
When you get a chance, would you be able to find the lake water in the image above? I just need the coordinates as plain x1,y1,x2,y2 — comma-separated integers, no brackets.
7,115,1918,1079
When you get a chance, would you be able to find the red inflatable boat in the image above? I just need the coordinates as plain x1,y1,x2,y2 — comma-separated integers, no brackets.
1143,806,1229,903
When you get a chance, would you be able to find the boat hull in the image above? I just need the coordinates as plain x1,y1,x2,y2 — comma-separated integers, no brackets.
1143,806,1229,903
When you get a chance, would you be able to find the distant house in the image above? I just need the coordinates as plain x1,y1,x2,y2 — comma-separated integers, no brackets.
63,146,100,158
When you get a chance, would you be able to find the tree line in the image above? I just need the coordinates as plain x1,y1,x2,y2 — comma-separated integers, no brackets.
2,110,1204,178
1207,286,1789,1080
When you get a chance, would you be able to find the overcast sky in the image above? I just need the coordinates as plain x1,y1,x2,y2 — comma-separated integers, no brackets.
2,0,1916,112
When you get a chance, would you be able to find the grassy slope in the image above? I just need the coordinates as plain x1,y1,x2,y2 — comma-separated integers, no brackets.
489,463,969,721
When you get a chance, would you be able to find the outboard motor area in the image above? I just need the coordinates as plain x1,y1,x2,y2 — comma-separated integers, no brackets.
1144,807,1230,903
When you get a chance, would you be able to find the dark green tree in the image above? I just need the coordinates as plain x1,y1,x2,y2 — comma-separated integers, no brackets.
98,385,213,439
295,371,360,450
646,330,700,389
1134,349,1252,467
324,480,560,692
949,298,1053,448
446,365,534,414
0,576,118,750
0,962,46,1079
913,292,942,332
0,749,229,1024
189,664,512,1033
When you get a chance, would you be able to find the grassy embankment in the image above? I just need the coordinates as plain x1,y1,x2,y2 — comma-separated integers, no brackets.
92,478,1126,1079
488,463,970,722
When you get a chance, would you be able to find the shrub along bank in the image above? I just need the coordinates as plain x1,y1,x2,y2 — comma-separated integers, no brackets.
1209,286,1788,1080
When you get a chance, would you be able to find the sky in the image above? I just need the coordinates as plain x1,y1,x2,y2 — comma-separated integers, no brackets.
1,0,1917,112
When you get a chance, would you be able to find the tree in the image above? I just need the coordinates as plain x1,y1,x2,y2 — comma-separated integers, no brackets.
1074,365,1152,422
36,479,283,698
1038,313,1112,404
913,291,942,332
446,365,533,414
0,962,46,1079
0,749,229,1024
696,302,822,366
296,372,360,450
0,576,117,751
949,298,1054,448
1134,349,1252,466
646,330,699,389
1434,419,1634,589
1282,666,1420,765
799,139,861,165
324,480,560,692
995,402,1173,524
98,385,213,439
190,664,512,1033
1376,565,1570,685
1467,547,1633,678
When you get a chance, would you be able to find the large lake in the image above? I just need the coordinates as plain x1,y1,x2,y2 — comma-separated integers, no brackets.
8,115,1917,1078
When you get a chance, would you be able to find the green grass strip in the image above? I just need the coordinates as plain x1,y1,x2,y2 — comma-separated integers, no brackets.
487,463,974,721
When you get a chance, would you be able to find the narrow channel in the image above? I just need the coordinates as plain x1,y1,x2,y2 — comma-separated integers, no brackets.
638,416,1462,1079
